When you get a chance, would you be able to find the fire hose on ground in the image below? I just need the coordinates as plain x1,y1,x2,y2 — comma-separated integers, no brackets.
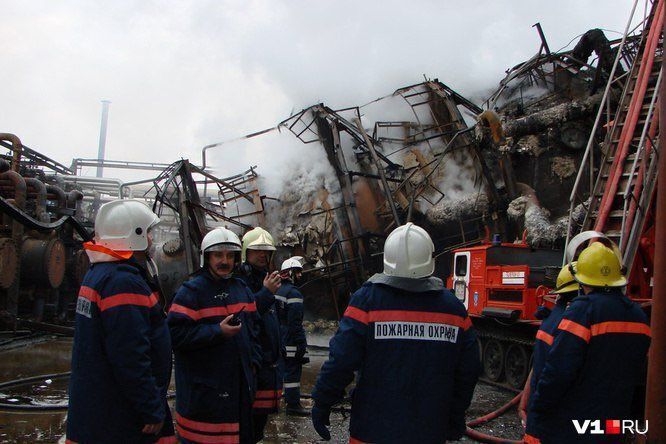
465,392,524,443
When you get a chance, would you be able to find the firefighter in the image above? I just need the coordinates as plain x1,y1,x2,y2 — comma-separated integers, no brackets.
237,227,282,443
276,257,310,416
525,242,651,444
66,199,175,443
311,223,481,443
168,227,262,444
520,263,579,430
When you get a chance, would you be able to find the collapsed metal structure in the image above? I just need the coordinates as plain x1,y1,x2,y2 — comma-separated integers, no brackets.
0,4,659,354
248,23,647,319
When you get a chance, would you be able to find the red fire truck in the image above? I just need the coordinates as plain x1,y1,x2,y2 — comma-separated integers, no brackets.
447,239,562,388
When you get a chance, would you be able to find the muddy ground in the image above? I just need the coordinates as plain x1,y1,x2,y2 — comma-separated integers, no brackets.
0,336,522,443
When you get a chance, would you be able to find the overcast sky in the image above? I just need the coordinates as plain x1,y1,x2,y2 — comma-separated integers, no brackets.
0,0,642,181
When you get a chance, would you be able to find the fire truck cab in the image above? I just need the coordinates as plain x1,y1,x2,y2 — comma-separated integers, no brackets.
446,241,563,388
447,241,562,322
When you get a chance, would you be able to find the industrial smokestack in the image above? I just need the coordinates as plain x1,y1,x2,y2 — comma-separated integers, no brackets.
96,100,111,178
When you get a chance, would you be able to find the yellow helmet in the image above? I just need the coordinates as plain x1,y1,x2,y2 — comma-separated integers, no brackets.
554,261,579,294
241,227,276,262
572,242,627,288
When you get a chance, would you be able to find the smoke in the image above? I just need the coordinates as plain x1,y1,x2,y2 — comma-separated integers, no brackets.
357,91,481,214
206,127,338,200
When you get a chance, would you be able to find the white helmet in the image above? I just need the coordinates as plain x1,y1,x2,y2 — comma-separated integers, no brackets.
281,256,304,272
94,199,160,251
200,227,242,267
383,223,434,278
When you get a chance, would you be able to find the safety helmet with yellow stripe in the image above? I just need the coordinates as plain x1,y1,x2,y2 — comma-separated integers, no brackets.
241,227,276,262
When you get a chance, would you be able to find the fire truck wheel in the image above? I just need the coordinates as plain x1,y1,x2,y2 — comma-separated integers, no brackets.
504,344,529,389
483,339,504,382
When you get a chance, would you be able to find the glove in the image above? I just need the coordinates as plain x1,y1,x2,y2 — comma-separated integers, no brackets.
311,404,331,441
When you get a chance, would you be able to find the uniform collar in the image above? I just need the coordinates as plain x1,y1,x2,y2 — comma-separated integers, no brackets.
243,262,267,279
202,268,235,284
83,241,133,263
368,273,443,292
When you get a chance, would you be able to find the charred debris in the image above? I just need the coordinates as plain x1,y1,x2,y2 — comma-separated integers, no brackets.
0,27,640,326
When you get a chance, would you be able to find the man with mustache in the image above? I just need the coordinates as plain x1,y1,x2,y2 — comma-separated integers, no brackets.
237,227,282,443
168,227,262,444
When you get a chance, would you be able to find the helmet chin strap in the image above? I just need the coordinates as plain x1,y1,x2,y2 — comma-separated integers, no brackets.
146,254,159,279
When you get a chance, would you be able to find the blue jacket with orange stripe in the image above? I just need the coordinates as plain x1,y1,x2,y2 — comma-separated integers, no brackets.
525,302,566,438
237,265,283,414
67,254,174,444
528,290,650,444
275,281,307,360
312,274,481,444
167,270,261,444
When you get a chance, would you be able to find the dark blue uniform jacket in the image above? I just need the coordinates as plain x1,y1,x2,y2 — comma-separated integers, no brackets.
67,255,174,444
237,265,283,413
275,281,307,361
528,290,651,444
526,302,567,427
312,274,480,444
168,271,261,444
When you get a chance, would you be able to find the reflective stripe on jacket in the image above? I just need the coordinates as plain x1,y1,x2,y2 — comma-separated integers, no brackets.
529,290,650,444
276,281,307,358
168,270,261,444
312,274,480,444
66,257,174,444
237,265,283,414
526,302,566,437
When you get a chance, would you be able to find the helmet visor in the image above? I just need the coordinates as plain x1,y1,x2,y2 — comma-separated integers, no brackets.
248,244,276,251
206,243,241,253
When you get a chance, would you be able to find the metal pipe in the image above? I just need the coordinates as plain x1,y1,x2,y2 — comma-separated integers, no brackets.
45,184,67,211
67,190,84,217
119,177,156,198
645,9,666,439
0,133,22,172
25,178,49,223
67,190,83,206
61,176,123,186
0,171,26,210
201,126,277,171
96,100,111,178
0,169,26,320
61,176,125,197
